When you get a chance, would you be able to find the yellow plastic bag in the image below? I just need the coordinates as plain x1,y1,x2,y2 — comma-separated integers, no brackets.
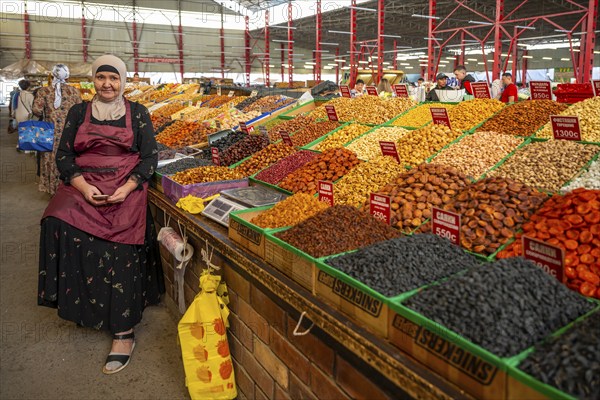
178,271,237,400
176,194,220,214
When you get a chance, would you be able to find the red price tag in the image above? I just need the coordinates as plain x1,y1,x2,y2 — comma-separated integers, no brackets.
318,181,334,206
430,107,452,129
211,147,220,166
592,80,600,97
379,141,400,163
392,84,409,98
366,86,378,96
431,207,460,246
279,130,294,146
369,193,391,225
471,82,491,99
550,115,581,141
522,236,564,282
239,122,250,134
340,86,352,98
529,81,552,100
325,105,339,122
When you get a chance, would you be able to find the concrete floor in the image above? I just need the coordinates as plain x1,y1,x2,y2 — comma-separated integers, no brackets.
0,106,189,400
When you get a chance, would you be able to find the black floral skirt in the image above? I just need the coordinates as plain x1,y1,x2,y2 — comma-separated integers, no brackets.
38,210,165,334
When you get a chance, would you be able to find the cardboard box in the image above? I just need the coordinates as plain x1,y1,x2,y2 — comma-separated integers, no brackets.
228,206,272,259
264,231,315,293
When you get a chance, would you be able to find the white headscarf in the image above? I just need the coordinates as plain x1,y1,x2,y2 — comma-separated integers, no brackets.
52,64,70,109
91,55,127,121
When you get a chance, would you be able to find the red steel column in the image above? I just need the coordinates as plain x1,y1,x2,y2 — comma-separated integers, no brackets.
377,0,384,83
287,1,294,87
220,7,225,79
178,6,185,82
427,0,437,81
265,10,270,87
349,0,358,88
512,28,519,79
132,20,139,74
315,0,322,83
522,49,528,86
281,44,285,83
582,0,597,82
335,48,340,84
458,31,465,66
245,16,251,87
393,40,398,70
24,3,31,59
492,0,504,80
81,3,88,63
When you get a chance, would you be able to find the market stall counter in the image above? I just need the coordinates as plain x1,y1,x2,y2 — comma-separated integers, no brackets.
148,188,472,400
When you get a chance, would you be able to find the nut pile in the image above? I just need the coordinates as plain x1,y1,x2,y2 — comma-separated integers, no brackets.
274,205,401,258
291,121,340,147
478,100,568,136
334,156,406,207
242,96,295,113
562,160,600,191
326,234,480,297
157,158,213,175
254,151,317,185
315,123,372,151
497,188,600,298
220,135,270,166
250,193,329,229
200,95,234,108
396,124,463,166
448,98,505,131
536,96,600,142
519,312,600,400
488,140,599,192
403,257,595,357
444,177,548,255
372,164,471,233
235,95,261,111
233,143,298,176
156,120,211,148
170,166,244,185
266,115,315,142
346,127,410,160
391,102,456,128
431,131,523,179
279,148,361,194
309,96,416,125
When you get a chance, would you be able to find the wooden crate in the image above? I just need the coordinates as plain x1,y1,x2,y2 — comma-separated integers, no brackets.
264,233,315,293
228,207,270,259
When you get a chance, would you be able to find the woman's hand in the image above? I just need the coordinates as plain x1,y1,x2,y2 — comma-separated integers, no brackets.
70,175,108,206
107,179,138,203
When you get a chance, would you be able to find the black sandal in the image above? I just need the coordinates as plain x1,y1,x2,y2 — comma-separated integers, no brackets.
102,332,136,375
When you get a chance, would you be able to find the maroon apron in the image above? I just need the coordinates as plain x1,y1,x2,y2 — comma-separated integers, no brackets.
43,100,147,245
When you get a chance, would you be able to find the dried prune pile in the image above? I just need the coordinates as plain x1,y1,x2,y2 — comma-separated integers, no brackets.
403,257,594,357
326,234,480,297
198,132,247,161
156,158,212,175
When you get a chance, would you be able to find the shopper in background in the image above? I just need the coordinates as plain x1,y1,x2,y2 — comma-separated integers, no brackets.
132,72,140,83
38,54,163,375
377,78,393,98
500,72,518,103
33,64,82,196
7,86,19,133
426,73,453,101
453,65,476,95
12,80,35,124
416,77,425,87
351,79,365,97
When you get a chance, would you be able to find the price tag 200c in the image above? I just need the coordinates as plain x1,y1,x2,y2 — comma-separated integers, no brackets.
431,207,461,246
318,181,334,206
369,193,391,225
522,236,565,282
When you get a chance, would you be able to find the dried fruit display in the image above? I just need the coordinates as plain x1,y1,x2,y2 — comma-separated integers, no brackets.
390,102,457,128
477,100,568,136
334,156,406,208
235,95,261,111
536,96,600,142
290,121,340,147
443,177,548,255
326,234,480,297
250,193,329,229
346,127,410,161
198,132,247,162
497,188,600,298
372,164,470,233
314,123,371,151
170,166,244,185
242,96,295,114
447,98,504,131
200,95,237,108
254,151,317,185
431,131,523,179
309,96,416,125
395,124,463,167
403,257,594,357
151,102,188,119
487,140,599,192
265,115,315,142
561,160,600,191
233,143,297,177
220,135,270,166
156,158,213,175
279,148,361,194
274,205,401,258
155,120,212,148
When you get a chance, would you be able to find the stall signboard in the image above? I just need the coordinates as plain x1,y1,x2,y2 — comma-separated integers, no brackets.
529,81,552,100
325,105,339,121
522,236,564,282
550,115,581,141
379,141,400,163
432,207,460,246
340,86,352,98
318,181,334,206
239,122,254,134
471,82,491,99
430,107,452,129
279,130,294,146
211,147,220,166
392,84,409,98
366,86,378,96
369,193,391,225
592,80,600,97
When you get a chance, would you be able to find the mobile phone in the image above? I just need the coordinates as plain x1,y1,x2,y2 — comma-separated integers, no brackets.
92,194,109,200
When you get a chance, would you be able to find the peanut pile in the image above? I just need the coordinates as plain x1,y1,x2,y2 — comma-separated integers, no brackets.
431,131,523,179
536,96,600,142
448,99,505,131
396,124,463,166
250,193,329,229
170,166,244,185
233,143,298,177
478,100,568,136
314,124,372,151
346,127,410,160
391,102,456,128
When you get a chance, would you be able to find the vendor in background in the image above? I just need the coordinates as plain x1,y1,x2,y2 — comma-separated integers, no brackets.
426,73,452,101
453,65,476,95
500,72,518,103
377,78,393,98
416,77,425,87
132,72,140,83
351,79,365,97
7,86,19,133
